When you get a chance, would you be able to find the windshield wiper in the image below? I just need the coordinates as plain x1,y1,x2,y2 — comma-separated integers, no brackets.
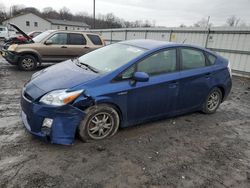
74,58,99,73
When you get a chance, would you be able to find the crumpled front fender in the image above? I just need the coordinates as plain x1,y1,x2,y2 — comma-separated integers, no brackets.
49,106,85,145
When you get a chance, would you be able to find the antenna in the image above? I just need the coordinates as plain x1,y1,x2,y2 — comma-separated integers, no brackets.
182,39,187,43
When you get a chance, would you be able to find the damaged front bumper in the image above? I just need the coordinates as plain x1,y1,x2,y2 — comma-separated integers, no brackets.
21,92,85,145
1,49,19,65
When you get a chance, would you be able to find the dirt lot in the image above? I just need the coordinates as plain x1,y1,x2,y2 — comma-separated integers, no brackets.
0,58,250,188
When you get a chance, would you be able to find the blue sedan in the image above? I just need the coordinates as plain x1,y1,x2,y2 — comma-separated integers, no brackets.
21,40,232,145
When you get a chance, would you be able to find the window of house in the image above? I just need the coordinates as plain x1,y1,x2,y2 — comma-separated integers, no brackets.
26,21,30,26
180,48,206,70
68,33,86,45
65,26,68,30
57,26,60,29
87,34,103,45
34,22,38,27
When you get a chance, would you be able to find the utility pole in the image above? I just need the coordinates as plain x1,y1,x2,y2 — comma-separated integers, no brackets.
206,16,210,29
93,0,95,29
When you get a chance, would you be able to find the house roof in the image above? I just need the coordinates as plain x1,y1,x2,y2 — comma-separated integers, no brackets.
3,13,89,28
47,19,89,28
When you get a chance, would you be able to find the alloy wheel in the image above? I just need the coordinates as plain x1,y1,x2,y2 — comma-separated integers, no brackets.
87,112,114,139
22,58,35,70
207,91,220,111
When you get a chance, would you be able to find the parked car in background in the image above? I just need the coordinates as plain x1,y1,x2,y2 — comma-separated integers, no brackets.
2,29,105,71
20,39,232,145
0,26,9,39
4,29,42,46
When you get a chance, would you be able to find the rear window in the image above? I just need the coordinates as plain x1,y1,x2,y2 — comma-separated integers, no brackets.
68,33,86,45
87,34,103,45
181,48,206,70
207,53,217,65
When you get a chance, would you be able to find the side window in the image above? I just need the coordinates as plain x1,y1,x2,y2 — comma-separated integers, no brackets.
181,48,206,70
48,33,67,45
33,32,41,37
207,53,217,65
87,34,103,45
121,65,136,79
137,49,177,76
68,33,86,45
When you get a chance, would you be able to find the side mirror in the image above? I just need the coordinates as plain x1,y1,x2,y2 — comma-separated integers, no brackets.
45,40,53,45
132,72,149,82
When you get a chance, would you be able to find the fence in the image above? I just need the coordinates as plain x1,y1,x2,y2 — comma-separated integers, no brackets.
91,27,250,77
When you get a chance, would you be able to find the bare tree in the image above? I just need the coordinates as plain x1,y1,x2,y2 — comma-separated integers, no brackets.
1,2,157,29
0,3,7,23
194,17,212,28
59,7,73,20
42,7,60,19
179,24,186,28
226,15,240,27
11,4,25,16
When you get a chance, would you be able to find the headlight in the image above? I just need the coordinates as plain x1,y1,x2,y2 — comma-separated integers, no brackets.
8,44,18,51
40,89,84,106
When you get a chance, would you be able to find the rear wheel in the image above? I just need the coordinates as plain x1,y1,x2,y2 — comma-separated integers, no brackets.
79,104,120,142
18,55,37,71
202,88,222,114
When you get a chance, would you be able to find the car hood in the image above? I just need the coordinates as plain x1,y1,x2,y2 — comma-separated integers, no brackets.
9,23,33,42
25,59,100,99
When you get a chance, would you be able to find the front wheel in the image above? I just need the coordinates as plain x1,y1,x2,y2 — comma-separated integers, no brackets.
202,88,222,114
79,104,120,142
18,55,37,71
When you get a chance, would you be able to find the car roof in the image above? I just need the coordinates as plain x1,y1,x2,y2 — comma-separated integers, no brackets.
120,39,212,53
51,30,100,35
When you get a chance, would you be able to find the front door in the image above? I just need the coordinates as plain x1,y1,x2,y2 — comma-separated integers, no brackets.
39,33,70,62
117,48,180,125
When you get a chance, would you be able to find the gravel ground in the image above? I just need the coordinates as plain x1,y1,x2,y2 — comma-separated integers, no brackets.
0,58,250,188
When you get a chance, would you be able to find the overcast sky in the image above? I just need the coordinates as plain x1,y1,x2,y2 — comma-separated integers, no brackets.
1,0,250,26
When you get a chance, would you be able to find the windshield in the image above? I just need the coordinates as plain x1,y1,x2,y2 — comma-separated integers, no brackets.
33,30,54,43
78,43,146,73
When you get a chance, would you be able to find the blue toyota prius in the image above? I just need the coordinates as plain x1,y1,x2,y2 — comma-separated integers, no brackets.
21,39,232,145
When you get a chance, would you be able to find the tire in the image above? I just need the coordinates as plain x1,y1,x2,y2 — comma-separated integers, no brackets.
202,87,222,114
18,55,37,71
79,104,120,142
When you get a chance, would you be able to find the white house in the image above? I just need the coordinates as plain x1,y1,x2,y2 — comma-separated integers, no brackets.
2,13,90,33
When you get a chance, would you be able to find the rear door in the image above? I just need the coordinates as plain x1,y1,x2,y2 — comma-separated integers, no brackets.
86,34,104,50
66,33,90,57
177,47,214,112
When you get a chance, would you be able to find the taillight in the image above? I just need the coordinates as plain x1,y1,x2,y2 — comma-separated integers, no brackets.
228,61,232,77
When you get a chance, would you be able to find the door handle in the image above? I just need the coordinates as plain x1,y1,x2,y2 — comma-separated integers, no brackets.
169,80,178,88
61,46,67,48
205,72,212,78
170,80,178,84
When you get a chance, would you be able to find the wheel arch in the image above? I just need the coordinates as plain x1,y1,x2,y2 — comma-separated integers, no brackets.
214,85,225,101
18,51,42,63
94,99,123,125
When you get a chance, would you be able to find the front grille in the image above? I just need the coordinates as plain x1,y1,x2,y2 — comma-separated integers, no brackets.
24,92,33,101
